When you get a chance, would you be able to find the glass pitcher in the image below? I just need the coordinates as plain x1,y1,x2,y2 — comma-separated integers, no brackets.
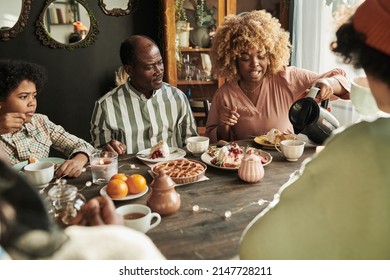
47,184,86,227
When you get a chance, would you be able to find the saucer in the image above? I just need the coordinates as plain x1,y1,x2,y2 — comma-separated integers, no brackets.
13,157,65,171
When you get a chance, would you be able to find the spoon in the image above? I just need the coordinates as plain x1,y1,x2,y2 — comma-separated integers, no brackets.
39,166,87,194
78,181,93,192
38,183,51,194
119,163,140,170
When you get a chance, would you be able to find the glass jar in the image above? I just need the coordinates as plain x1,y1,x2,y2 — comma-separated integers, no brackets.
47,184,86,227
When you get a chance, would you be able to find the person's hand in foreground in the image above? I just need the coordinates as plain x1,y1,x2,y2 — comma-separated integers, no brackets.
70,195,124,226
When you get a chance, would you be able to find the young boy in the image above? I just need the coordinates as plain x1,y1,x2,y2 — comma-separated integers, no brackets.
0,59,94,178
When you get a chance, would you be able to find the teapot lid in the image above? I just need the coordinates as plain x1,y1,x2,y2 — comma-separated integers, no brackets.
151,170,176,190
48,184,78,201
243,153,261,161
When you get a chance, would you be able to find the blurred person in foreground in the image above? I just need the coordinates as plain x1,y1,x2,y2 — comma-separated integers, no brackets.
0,146,164,260
240,0,390,259
205,10,350,143
0,59,94,178
90,35,198,155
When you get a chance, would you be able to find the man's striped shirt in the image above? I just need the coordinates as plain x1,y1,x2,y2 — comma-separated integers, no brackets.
90,81,198,153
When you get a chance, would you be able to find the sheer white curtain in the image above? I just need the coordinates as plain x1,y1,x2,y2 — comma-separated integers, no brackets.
290,0,363,78
291,0,336,72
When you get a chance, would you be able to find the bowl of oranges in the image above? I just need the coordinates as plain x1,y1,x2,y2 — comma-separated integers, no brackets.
100,173,148,201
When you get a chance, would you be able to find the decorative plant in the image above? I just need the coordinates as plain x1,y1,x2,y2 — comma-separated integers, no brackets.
175,0,187,22
193,0,216,27
174,0,188,74
175,1,217,27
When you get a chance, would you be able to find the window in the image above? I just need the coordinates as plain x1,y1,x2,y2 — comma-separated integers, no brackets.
291,0,364,78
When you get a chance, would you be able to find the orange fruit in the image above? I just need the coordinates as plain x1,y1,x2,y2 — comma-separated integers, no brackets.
126,174,147,194
110,173,128,182
106,179,128,199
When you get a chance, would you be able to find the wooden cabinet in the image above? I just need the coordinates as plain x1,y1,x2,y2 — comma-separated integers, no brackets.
162,0,290,101
163,0,234,101
236,0,290,31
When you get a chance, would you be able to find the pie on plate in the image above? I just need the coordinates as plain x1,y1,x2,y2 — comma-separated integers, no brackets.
151,159,207,184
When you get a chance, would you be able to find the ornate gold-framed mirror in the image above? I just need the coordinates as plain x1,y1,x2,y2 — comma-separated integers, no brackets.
98,0,137,17
0,0,32,41
36,0,98,49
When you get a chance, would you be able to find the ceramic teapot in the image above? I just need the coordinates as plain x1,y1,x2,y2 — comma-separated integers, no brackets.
147,170,181,216
238,153,265,183
288,87,340,144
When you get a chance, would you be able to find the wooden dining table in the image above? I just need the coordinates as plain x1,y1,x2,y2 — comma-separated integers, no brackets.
65,139,316,260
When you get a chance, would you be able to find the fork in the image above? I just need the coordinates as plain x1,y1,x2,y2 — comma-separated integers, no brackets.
136,148,178,158
136,153,149,158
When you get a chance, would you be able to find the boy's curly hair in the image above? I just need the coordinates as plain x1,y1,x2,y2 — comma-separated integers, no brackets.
211,10,291,81
0,59,47,101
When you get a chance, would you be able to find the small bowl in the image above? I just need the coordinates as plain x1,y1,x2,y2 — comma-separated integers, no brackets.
24,162,55,187
151,159,206,184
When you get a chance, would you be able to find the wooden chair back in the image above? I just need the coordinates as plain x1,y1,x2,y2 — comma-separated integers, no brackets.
190,99,211,135
190,99,210,119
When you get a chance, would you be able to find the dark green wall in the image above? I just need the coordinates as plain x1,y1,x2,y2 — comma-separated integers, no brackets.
0,0,162,143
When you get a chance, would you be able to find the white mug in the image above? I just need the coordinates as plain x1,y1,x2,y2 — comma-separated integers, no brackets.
23,162,54,187
275,139,305,162
116,204,161,233
350,76,379,116
186,136,209,156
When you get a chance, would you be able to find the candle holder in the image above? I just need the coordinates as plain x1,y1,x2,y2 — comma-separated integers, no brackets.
90,150,118,185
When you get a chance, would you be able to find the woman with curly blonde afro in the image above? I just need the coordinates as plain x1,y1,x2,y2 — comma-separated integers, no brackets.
205,10,351,143
240,0,390,259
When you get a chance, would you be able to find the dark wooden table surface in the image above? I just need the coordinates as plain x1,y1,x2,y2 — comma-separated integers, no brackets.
65,139,316,260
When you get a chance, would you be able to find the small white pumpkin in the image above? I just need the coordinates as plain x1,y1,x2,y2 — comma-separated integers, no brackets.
238,153,265,183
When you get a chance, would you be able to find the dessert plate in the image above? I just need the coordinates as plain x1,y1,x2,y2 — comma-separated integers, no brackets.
136,147,186,163
100,185,149,201
201,149,272,170
254,135,297,149
13,157,65,171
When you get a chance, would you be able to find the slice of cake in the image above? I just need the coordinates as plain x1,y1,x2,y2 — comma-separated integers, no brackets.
149,140,170,159
265,128,286,144
213,143,244,168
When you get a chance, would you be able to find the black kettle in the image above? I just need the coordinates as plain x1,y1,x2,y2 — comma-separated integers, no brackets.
288,87,340,144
